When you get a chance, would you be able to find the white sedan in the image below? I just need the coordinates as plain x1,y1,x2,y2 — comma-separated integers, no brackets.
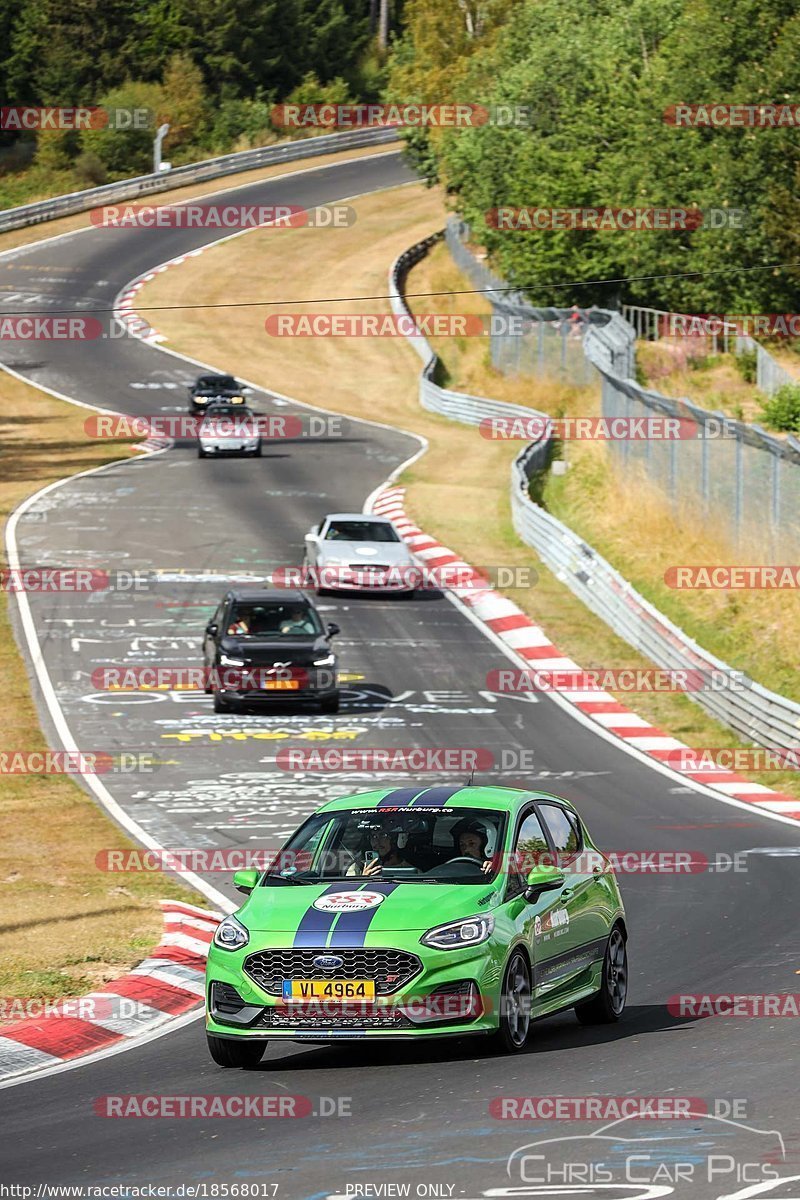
303,513,421,595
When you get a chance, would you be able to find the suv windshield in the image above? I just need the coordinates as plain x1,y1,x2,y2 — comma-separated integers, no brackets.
225,602,322,638
262,806,506,884
324,520,400,543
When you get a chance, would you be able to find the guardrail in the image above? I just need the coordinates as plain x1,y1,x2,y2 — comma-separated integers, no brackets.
391,232,800,752
0,128,399,234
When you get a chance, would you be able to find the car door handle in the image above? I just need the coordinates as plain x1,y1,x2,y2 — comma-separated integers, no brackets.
560,887,574,899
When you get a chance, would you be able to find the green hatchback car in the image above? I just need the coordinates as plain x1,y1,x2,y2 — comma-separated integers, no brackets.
205,784,628,1066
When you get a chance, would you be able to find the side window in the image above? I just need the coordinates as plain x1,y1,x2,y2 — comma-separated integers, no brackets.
506,810,550,898
539,804,581,861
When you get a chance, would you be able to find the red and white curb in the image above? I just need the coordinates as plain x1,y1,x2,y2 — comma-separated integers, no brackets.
0,900,219,1082
372,486,800,823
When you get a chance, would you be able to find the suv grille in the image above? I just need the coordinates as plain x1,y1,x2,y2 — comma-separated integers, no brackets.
243,948,422,996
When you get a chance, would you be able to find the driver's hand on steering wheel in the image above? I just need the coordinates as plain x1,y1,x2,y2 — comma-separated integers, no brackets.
481,859,493,874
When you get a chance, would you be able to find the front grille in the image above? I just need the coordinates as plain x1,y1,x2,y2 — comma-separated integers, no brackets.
243,948,422,996
348,564,392,573
257,1007,412,1030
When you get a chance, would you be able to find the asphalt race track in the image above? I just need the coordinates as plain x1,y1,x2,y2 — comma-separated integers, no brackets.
1,149,799,1199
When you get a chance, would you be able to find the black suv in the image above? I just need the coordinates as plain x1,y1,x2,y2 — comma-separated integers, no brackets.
202,589,340,713
188,374,248,413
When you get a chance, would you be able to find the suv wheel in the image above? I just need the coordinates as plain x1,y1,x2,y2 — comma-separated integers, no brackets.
207,1034,266,1068
575,926,628,1024
493,949,531,1053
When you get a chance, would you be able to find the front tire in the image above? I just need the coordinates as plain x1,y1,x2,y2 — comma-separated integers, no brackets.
207,1034,266,1068
319,692,340,714
213,691,233,713
574,926,628,1024
198,447,206,458
493,949,532,1053
251,443,262,457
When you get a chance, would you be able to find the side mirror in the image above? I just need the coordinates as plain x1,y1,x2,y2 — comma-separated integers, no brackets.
524,864,565,903
241,386,252,394
304,529,319,543
233,868,259,895
205,623,218,637
327,622,340,637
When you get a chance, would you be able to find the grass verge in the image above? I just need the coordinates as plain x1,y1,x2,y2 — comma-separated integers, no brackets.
135,184,800,802
0,373,198,1004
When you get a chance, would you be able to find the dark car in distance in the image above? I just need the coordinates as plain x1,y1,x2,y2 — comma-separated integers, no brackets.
202,589,340,713
188,373,248,412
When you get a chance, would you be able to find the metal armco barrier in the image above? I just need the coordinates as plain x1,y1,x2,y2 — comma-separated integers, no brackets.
391,232,800,753
0,128,399,234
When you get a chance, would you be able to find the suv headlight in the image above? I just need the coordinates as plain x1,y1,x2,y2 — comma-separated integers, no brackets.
313,653,335,667
421,915,494,950
219,653,245,666
213,914,249,951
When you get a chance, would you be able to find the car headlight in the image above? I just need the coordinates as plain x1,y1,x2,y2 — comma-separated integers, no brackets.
313,653,335,667
195,396,209,403
213,914,249,951
421,915,495,950
219,653,245,666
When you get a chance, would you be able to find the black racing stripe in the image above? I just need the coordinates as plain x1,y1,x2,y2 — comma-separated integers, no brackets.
535,937,608,981
376,787,426,808
292,883,358,948
327,882,399,948
410,785,467,807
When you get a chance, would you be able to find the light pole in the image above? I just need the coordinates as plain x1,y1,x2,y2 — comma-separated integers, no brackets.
153,123,170,174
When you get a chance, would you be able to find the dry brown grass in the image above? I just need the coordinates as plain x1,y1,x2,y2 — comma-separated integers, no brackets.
636,340,766,422
0,371,195,1003
136,185,800,800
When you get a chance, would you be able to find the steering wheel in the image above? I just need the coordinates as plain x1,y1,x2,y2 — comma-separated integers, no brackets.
445,856,484,866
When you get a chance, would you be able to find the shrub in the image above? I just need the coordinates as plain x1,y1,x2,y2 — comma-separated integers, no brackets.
759,383,800,433
736,349,757,383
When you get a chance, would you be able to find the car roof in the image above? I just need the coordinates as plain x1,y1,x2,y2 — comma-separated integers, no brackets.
316,785,578,814
226,588,312,603
322,513,393,523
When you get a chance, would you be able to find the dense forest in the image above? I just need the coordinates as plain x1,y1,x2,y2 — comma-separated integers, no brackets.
389,0,800,311
3,0,800,314
0,0,394,202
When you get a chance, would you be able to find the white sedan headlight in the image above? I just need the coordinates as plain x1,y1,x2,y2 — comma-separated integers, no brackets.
421,915,494,950
220,653,245,666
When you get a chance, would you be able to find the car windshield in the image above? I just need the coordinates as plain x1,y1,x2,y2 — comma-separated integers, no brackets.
198,375,238,391
324,520,400,543
201,406,253,424
261,806,506,884
225,601,322,638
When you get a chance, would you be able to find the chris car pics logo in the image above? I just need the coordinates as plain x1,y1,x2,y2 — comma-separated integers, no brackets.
312,891,385,913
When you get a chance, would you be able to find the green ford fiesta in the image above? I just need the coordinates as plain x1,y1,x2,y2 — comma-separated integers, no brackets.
205,784,628,1066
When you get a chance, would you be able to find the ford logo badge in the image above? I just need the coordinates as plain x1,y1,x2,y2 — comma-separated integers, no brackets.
313,955,344,971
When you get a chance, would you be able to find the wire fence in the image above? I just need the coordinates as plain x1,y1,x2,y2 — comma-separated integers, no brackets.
447,218,800,558
391,231,800,753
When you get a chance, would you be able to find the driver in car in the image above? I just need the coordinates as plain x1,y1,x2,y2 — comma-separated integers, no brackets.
451,819,495,875
279,605,314,635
